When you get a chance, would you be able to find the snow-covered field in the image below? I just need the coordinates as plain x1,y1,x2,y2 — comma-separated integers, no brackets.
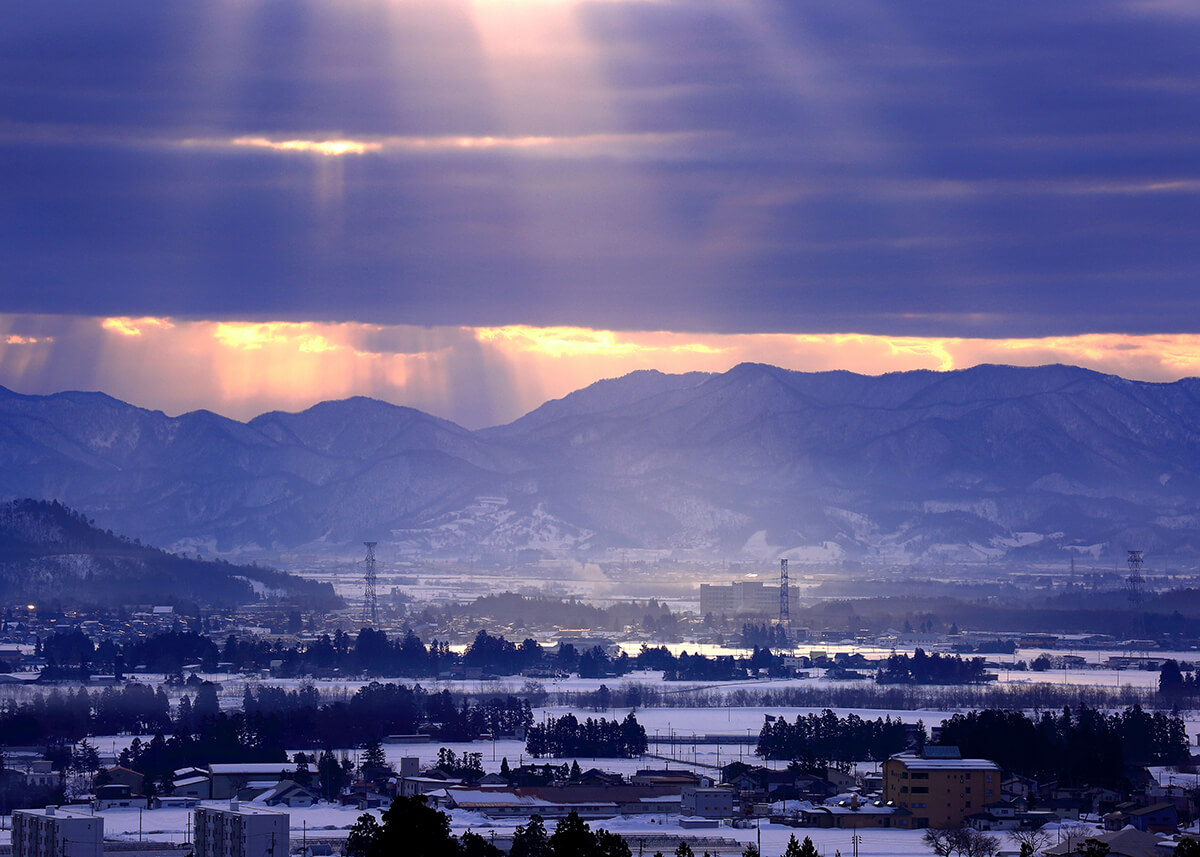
0,801,1107,857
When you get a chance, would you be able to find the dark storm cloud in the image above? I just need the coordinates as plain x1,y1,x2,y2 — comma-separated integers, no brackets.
2,0,1200,337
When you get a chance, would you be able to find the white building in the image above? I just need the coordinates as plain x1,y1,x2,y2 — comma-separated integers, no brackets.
681,786,735,819
12,806,103,857
195,802,289,857
699,581,800,616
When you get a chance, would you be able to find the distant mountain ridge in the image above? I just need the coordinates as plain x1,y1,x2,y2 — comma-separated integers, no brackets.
0,499,341,608
4,363,1200,565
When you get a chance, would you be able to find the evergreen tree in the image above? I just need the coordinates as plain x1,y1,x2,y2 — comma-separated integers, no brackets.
343,813,382,857
596,829,632,857
376,796,460,857
292,752,312,788
362,739,388,771
548,812,597,857
318,749,345,801
675,843,694,857
510,815,549,857
175,695,193,735
461,831,503,857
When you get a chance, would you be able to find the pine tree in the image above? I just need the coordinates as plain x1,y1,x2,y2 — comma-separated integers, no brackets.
362,739,387,771
292,752,312,788
318,750,344,801
548,811,597,857
343,813,382,857
510,815,550,857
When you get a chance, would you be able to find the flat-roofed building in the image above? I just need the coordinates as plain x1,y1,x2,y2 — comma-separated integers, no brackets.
700,582,800,617
195,802,288,857
681,786,735,819
883,747,1001,830
12,806,102,857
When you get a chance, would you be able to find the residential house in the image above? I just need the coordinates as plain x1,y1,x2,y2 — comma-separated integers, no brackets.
1104,803,1179,834
209,762,317,800
1045,828,1164,857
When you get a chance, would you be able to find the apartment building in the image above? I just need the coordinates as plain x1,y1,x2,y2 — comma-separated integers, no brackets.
12,807,103,857
883,747,1001,829
195,801,288,857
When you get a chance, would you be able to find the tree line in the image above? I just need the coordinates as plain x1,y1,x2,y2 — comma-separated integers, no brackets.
875,648,991,684
0,680,532,782
33,626,797,683
525,713,648,759
937,703,1190,788
755,709,914,770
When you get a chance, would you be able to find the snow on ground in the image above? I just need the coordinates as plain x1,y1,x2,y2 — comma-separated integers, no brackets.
0,802,1095,857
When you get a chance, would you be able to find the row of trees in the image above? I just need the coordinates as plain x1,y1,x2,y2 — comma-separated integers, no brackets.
937,704,1190,788
0,683,178,743
875,649,991,684
0,680,532,755
756,709,914,769
525,713,647,759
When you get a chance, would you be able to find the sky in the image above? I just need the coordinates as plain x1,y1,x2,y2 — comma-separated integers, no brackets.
3,1,1200,427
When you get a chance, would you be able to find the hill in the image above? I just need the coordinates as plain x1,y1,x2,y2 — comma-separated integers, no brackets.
0,499,342,609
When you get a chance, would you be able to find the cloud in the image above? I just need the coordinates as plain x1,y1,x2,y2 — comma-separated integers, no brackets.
2,2,1200,337
6,314,1200,429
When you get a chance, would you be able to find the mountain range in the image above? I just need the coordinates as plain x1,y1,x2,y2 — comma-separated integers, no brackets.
5,363,1200,566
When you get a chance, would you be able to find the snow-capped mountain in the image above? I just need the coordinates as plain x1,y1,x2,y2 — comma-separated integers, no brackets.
5,363,1200,565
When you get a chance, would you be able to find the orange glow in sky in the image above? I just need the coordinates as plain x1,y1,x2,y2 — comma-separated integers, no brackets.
6,315,1200,428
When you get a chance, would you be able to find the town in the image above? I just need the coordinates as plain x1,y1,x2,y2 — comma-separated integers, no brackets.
1,583,1199,857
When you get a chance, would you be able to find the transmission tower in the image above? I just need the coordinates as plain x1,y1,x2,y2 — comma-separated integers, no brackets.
361,541,378,625
779,558,790,630
1126,549,1145,609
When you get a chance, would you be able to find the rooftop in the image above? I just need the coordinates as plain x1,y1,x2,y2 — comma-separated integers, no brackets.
888,752,1000,772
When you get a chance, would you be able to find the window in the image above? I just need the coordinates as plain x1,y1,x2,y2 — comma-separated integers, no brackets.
901,787,909,794
966,787,971,794
912,773,929,780
911,787,928,794
912,803,926,809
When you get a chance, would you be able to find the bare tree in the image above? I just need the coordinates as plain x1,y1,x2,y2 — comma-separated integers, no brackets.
1011,828,1053,856
962,830,1001,857
1057,823,1092,854
923,829,955,857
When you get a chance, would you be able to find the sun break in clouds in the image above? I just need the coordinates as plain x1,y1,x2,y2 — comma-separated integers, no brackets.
5,315,1200,429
